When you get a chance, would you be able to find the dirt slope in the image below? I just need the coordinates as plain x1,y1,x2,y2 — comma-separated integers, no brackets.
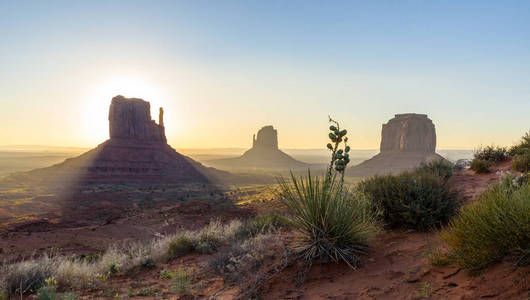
260,160,530,299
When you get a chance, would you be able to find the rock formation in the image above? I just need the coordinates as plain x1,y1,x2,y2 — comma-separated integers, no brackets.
348,113,445,176
108,95,166,142
380,114,436,153
209,126,308,170
252,126,278,149
24,96,231,184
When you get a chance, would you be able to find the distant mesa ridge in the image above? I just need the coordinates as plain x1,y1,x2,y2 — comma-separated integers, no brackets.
209,125,308,170
348,113,445,176
18,95,230,184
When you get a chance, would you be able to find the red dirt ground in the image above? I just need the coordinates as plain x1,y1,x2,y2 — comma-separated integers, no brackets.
258,159,530,300
3,160,529,299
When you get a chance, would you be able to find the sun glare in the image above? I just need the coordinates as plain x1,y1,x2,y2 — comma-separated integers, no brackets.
81,77,164,144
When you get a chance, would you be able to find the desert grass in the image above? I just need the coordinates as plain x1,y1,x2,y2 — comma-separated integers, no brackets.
0,214,282,297
439,180,530,272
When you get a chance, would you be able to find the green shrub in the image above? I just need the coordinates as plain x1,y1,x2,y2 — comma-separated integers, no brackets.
512,150,530,172
160,269,176,280
359,172,460,231
277,117,379,267
440,182,530,272
474,145,508,162
234,212,287,240
508,131,530,156
470,158,492,173
172,268,190,296
141,258,156,270
415,160,454,181
168,234,195,259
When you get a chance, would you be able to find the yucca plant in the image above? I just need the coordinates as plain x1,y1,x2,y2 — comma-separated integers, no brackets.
277,117,379,267
278,173,378,267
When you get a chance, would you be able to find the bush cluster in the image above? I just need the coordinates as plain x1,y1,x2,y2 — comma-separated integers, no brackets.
509,131,530,172
470,158,492,173
415,160,454,181
508,131,530,156
439,179,530,272
512,151,530,172
469,145,508,174
474,145,508,162
358,170,460,231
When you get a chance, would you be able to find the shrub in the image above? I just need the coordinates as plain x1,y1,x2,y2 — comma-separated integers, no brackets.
512,149,530,172
470,158,492,173
508,131,530,156
415,159,454,181
474,145,508,162
233,212,287,240
141,258,156,270
277,117,379,267
160,269,176,280
439,182,530,272
210,233,281,283
168,234,196,259
172,268,190,296
359,172,460,231
0,257,55,296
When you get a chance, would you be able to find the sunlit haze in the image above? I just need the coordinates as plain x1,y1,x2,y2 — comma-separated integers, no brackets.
1,1,529,150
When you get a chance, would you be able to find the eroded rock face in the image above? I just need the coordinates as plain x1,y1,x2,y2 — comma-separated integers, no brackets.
252,126,278,149
348,113,445,176
108,95,166,143
380,113,436,153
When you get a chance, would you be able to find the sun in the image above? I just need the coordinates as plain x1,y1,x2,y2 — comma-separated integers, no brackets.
81,76,165,144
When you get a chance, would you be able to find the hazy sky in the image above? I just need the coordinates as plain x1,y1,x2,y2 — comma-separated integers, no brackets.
1,1,529,149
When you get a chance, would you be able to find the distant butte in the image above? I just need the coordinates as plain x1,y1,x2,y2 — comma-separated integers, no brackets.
348,113,445,176
22,95,230,184
209,125,308,170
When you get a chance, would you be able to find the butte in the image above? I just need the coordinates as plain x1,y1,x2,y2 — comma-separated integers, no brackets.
19,95,230,185
348,113,446,176
209,125,308,170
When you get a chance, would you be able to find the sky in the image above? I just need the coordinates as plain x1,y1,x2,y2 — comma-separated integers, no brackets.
1,1,529,150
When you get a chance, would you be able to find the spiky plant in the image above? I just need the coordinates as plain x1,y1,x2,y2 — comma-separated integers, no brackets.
278,117,379,267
